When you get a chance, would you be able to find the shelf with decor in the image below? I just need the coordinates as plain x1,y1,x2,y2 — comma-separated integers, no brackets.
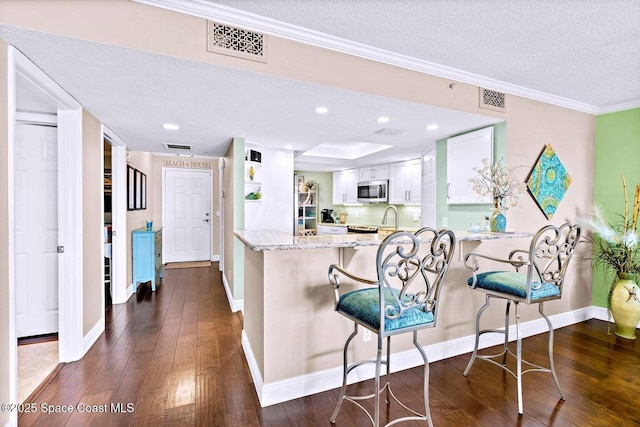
245,146,263,202
297,190,317,235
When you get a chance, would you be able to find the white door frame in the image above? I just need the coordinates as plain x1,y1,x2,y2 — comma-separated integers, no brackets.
7,46,84,420
103,128,129,304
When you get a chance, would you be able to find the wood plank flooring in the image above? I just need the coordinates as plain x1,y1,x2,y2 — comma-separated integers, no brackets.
18,264,640,426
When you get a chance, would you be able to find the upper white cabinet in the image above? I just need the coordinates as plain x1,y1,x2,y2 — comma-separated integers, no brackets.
447,127,493,204
359,164,389,182
389,159,422,204
333,168,360,205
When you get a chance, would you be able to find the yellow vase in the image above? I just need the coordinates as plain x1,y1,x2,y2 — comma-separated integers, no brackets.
610,272,640,340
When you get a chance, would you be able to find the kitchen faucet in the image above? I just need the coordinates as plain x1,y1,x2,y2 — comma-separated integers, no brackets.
381,205,399,231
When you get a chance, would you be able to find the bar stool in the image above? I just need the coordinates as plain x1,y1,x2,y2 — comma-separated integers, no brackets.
462,223,581,414
328,228,456,427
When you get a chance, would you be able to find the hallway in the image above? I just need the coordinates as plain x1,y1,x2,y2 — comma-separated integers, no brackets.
17,264,640,426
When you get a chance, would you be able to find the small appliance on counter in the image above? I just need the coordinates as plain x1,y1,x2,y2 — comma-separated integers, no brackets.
321,209,334,223
338,212,348,224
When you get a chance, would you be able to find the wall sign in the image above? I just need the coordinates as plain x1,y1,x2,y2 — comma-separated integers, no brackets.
163,159,211,169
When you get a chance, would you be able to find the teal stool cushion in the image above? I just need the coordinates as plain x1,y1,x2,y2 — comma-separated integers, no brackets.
468,271,560,300
337,288,435,332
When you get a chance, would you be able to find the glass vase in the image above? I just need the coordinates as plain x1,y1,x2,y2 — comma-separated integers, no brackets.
490,199,506,232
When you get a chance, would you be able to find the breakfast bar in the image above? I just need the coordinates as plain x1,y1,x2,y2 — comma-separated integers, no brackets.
235,228,533,407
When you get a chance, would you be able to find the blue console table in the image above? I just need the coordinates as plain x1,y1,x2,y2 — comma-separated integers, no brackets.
132,228,163,292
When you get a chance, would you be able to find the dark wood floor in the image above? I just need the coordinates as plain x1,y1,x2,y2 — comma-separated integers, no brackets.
18,264,640,426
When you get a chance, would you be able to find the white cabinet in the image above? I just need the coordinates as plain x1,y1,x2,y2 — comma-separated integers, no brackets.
333,169,360,205
359,164,389,182
317,224,348,235
389,159,422,204
446,127,493,204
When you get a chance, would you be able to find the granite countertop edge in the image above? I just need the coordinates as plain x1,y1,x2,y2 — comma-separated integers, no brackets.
234,229,534,252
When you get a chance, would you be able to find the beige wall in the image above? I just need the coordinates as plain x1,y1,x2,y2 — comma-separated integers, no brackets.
126,150,155,288
0,39,11,427
82,110,106,335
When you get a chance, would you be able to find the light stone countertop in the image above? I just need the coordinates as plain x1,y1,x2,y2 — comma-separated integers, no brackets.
234,229,534,251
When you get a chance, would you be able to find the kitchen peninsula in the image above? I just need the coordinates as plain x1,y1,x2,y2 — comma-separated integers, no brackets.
234,228,533,407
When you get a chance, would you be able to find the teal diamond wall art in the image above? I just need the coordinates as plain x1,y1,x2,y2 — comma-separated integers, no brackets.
526,144,572,219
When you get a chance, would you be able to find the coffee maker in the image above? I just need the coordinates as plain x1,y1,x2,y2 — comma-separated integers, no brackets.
321,209,334,223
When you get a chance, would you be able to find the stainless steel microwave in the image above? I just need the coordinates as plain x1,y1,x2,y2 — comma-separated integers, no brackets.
357,180,388,203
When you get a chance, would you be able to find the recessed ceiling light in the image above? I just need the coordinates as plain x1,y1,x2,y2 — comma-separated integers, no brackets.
315,107,328,114
426,124,439,131
163,123,180,130
377,116,390,124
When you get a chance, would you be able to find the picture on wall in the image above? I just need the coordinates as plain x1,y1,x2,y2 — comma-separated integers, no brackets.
127,165,135,210
135,169,143,210
141,173,147,209
526,144,572,219
127,166,147,210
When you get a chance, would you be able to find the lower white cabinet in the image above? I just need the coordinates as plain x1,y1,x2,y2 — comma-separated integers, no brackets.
389,159,422,204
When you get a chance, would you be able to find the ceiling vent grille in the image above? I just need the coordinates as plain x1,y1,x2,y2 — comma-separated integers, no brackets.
164,143,192,151
207,21,267,63
479,88,506,112
374,128,404,136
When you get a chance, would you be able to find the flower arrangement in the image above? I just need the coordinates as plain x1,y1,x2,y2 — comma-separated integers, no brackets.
469,158,525,208
305,180,319,191
584,176,640,275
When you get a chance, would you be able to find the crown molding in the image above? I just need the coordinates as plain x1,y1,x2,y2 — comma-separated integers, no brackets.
136,0,636,116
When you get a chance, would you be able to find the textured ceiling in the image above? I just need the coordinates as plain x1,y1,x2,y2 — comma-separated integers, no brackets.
204,0,640,109
3,0,639,170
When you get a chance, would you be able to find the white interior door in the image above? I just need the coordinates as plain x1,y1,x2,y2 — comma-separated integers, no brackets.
14,123,59,338
164,169,212,263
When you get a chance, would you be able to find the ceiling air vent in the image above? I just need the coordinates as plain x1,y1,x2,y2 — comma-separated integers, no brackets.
374,128,404,136
164,143,192,151
207,21,267,63
479,88,506,112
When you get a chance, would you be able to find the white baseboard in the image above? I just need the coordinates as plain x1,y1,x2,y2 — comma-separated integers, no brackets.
245,306,595,407
211,254,220,262
222,272,244,312
83,317,105,355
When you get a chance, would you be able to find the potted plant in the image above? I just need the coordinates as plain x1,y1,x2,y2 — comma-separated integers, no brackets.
583,175,640,339
469,158,525,232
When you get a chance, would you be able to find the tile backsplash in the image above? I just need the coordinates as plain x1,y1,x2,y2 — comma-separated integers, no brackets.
331,204,422,228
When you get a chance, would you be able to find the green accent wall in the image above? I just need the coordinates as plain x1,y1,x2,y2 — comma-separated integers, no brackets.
436,122,507,230
593,108,640,307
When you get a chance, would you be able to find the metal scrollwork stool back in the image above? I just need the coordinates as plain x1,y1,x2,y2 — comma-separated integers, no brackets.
462,223,581,415
328,227,456,427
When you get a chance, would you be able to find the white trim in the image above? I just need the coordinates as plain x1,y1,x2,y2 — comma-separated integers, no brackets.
249,306,593,407
104,127,130,304
7,47,85,421
83,316,105,354
14,112,56,125
14,48,80,110
132,0,635,115
211,254,220,262
6,46,18,427
57,109,84,363
597,100,640,115
241,330,264,404
222,272,244,312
